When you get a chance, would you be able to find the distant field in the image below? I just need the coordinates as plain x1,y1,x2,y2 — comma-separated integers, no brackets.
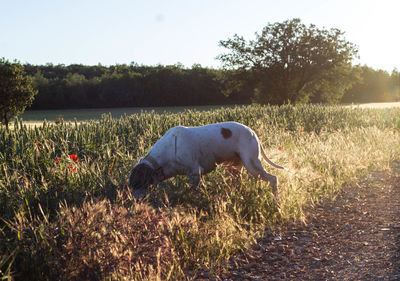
17,105,236,127
17,102,400,127
347,101,400,109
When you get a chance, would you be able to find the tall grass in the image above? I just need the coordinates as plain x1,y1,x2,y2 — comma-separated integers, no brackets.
1,104,399,280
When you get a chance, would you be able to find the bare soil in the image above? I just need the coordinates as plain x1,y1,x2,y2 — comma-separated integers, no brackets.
197,161,400,280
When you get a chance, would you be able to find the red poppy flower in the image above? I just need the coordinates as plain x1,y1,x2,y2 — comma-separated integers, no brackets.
56,157,60,163
278,146,283,151
298,129,303,134
35,141,41,149
69,154,79,162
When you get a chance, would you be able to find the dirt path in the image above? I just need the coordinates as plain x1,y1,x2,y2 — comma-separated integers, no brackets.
204,162,400,280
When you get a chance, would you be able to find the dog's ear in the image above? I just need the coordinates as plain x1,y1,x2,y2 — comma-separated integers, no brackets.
128,164,155,190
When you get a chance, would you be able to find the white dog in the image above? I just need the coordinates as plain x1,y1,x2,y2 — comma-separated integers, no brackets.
128,122,284,197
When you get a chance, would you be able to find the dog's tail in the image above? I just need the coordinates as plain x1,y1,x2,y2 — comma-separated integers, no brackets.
260,143,285,169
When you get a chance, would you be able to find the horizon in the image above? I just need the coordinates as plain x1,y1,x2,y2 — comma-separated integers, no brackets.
1,0,399,72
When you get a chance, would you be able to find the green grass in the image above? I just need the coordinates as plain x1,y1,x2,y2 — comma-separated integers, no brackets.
20,105,234,122
1,104,400,280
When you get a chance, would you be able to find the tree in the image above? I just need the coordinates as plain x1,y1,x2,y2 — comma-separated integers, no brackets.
218,18,359,104
0,58,38,129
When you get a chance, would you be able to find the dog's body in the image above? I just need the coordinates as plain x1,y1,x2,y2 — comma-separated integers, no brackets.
128,122,284,197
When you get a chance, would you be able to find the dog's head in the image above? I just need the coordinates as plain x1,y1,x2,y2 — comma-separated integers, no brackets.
128,163,156,190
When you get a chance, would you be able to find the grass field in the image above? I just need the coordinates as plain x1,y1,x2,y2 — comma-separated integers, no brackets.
19,105,233,124
346,101,400,109
1,104,400,280
17,102,400,128
20,102,400,120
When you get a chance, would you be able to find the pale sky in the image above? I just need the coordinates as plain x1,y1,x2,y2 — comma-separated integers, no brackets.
1,0,399,72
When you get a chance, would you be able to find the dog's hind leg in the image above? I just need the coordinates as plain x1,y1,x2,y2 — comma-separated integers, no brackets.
242,157,278,195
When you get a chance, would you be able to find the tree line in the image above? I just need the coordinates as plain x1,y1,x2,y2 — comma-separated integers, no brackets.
23,62,399,110
23,63,249,109
341,66,399,103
